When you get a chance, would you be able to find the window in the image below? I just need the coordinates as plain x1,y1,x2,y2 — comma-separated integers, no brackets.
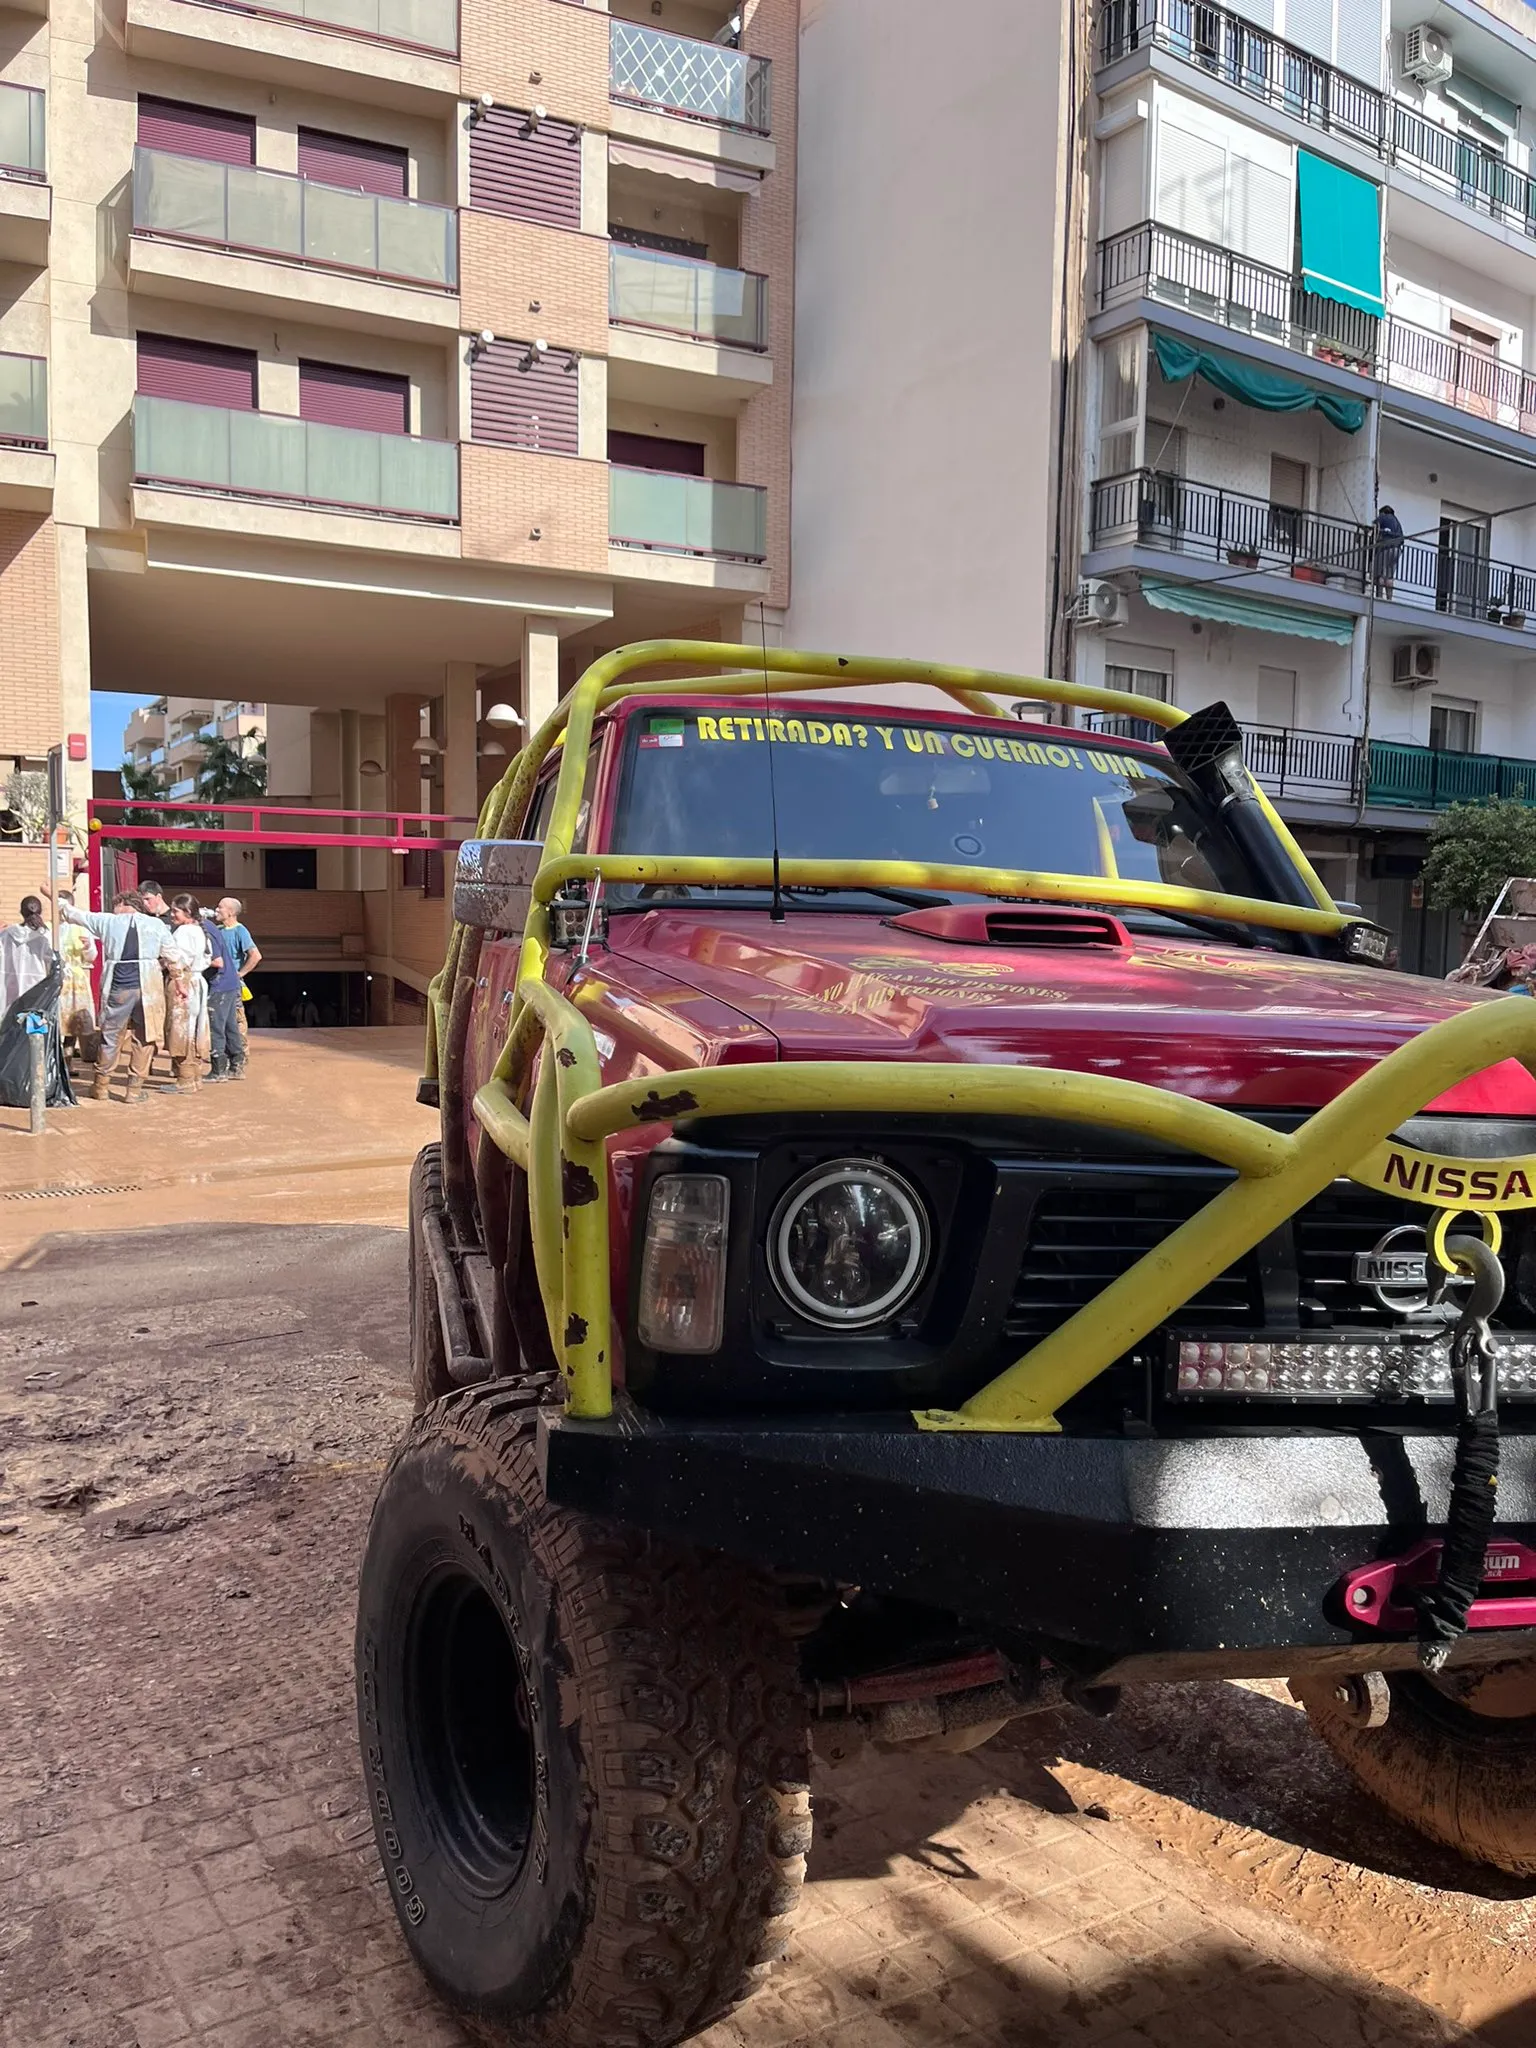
607,431,707,475
1154,93,1294,271
298,361,410,435
136,333,258,410
137,97,256,165
1429,700,1477,753
1098,334,1141,478
1104,650,1173,742
523,742,604,850
1268,455,1308,551
1105,661,1172,702
297,129,409,198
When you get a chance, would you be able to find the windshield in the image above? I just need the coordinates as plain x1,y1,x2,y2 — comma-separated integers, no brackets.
606,709,1275,921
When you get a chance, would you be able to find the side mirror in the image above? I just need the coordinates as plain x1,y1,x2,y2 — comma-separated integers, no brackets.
453,840,542,933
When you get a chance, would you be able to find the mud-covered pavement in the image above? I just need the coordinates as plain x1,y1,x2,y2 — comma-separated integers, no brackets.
1,1032,1534,2046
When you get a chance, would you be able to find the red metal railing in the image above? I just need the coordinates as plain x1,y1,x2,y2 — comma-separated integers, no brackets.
90,796,476,849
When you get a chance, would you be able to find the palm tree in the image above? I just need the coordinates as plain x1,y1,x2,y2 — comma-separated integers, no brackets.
197,735,267,805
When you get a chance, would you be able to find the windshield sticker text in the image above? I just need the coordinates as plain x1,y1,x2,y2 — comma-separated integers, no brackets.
693,716,1148,778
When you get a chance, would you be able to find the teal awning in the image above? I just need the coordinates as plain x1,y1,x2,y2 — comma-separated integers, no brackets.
1297,151,1384,318
1142,575,1358,644
1152,331,1367,433
1444,71,1519,139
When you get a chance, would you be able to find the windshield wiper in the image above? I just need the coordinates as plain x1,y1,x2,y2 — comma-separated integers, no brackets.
609,882,951,913
1119,907,1259,948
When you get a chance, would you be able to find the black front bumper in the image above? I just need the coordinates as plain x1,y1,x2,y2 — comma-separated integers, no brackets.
539,1408,1536,1676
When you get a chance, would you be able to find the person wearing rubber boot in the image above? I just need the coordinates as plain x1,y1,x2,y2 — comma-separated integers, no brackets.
203,897,260,1081
48,886,175,1103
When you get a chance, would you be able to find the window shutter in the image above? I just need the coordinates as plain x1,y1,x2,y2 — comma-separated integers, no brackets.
136,97,256,166
1229,156,1293,270
1286,0,1334,63
136,333,258,409
297,128,409,198
607,431,706,476
1155,121,1226,243
469,106,582,229
470,341,580,454
1334,0,1383,88
298,361,410,433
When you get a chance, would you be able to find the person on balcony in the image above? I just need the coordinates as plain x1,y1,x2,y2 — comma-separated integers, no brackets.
1374,505,1405,598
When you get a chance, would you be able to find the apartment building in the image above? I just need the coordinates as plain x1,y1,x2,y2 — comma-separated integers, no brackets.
790,0,1536,974
122,694,265,795
0,0,795,1006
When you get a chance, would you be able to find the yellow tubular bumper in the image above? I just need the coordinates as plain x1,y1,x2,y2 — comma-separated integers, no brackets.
455,640,1431,1430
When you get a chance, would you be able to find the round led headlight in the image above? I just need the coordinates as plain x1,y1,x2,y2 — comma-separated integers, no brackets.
768,1158,930,1328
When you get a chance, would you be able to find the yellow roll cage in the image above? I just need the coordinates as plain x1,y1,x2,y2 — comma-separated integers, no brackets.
429,640,1536,1434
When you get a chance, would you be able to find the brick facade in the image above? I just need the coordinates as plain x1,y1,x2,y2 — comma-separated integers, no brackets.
460,0,610,131
0,513,61,759
460,442,610,572
460,212,610,356
737,0,797,609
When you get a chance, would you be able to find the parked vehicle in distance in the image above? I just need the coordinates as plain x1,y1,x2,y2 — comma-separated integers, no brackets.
356,642,1536,2048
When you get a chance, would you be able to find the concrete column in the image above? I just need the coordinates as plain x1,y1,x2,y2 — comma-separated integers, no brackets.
340,708,362,892
443,662,478,832
522,617,562,732
56,524,91,832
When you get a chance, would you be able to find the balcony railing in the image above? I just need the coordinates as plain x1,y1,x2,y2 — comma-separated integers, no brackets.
1091,470,1370,586
0,351,47,448
133,147,457,290
1390,102,1536,237
1384,316,1536,433
610,19,771,133
1366,741,1536,810
134,395,459,523
1099,0,1388,149
0,83,45,181
1086,712,1360,800
203,0,458,56
609,465,767,562
1099,221,1379,366
609,244,768,350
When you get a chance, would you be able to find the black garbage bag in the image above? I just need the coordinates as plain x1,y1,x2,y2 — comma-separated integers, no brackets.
0,957,77,1109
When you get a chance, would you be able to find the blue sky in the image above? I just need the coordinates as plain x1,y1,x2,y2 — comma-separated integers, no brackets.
90,692,145,770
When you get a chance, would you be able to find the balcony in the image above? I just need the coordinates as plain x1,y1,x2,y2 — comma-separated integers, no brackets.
1099,0,1387,151
609,244,767,350
200,0,456,56
1366,742,1536,812
0,351,46,449
610,19,771,134
1087,712,1360,802
1091,470,1369,586
1098,221,1378,369
0,82,45,182
133,395,459,524
1384,316,1536,435
133,147,456,291
609,465,766,562
1390,101,1536,240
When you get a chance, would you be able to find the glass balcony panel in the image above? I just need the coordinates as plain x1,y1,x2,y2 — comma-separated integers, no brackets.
0,352,46,445
609,20,770,131
136,149,227,243
0,84,44,177
377,193,456,287
609,245,764,346
134,395,458,520
302,182,379,272
225,163,302,259
609,466,765,559
376,0,457,51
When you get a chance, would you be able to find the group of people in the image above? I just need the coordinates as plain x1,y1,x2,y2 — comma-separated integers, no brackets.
32,881,263,1103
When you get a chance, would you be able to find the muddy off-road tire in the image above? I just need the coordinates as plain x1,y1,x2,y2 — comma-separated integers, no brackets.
355,1384,812,2048
407,1145,453,1412
1296,1661,1536,1875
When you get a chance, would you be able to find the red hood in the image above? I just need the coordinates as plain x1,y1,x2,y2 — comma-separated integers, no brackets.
606,909,1534,1114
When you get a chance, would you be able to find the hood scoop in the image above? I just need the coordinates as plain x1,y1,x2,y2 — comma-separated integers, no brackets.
887,904,1131,949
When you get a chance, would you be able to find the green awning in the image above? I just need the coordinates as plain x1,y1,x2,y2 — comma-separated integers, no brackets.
1444,71,1519,139
1297,151,1384,318
1141,575,1358,644
1152,331,1366,433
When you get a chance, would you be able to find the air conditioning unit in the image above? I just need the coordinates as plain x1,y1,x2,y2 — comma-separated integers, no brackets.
1403,25,1453,84
1392,640,1442,688
1072,579,1130,629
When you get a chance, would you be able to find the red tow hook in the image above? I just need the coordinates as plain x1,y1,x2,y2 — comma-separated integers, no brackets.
1340,1539,1536,1633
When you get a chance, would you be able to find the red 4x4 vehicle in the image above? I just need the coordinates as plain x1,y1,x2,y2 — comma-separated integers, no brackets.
357,643,1536,2048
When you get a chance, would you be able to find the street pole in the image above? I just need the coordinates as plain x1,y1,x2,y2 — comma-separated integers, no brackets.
26,1017,46,1135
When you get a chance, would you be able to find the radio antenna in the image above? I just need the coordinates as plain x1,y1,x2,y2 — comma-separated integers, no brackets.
758,601,785,923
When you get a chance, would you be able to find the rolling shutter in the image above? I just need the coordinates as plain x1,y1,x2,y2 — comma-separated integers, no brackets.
470,341,580,453
1286,0,1334,63
1155,122,1226,244
469,106,581,228
1155,96,1294,273
1229,156,1293,269
137,96,256,165
298,361,410,433
136,333,257,409
297,128,409,197
607,430,705,475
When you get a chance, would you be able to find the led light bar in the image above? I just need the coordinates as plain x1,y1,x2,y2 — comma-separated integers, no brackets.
1169,1336,1536,1402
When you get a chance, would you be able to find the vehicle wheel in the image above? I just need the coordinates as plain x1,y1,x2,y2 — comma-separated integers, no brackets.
408,1144,453,1412
1295,1659,1536,1874
355,1383,812,2048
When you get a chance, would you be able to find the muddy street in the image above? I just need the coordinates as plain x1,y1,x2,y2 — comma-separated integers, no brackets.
0,1033,1533,2047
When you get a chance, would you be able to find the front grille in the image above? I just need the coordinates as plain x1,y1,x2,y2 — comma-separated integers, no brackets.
1293,1181,1418,1325
1005,1180,1259,1340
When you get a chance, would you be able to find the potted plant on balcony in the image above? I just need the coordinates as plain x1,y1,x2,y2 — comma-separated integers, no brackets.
1291,562,1328,583
1226,544,1260,569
